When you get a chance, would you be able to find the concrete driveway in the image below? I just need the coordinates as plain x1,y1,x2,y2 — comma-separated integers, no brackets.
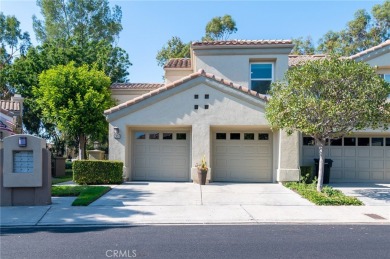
2,182,390,226
331,183,390,206
90,182,313,207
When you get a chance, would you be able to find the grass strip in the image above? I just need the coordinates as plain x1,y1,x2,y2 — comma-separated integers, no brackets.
52,169,73,185
284,182,363,206
51,186,111,206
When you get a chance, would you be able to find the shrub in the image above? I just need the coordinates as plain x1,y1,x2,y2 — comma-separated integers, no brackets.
300,166,314,184
65,161,73,170
73,160,123,185
284,182,363,206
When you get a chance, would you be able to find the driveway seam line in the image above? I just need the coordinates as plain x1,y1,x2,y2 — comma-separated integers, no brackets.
35,206,52,226
240,204,258,223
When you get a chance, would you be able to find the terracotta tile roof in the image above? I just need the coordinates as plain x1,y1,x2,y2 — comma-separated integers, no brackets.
0,100,20,112
105,69,267,115
164,58,191,69
192,39,292,47
288,55,328,66
110,83,164,89
349,40,390,60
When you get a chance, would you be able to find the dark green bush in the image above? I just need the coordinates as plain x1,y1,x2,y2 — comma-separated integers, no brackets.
300,166,314,184
65,161,73,170
73,160,123,185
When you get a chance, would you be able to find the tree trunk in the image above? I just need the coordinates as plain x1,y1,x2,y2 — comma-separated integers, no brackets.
79,134,85,160
316,140,326,192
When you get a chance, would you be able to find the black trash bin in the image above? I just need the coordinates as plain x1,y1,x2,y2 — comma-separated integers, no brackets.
314,159,333,184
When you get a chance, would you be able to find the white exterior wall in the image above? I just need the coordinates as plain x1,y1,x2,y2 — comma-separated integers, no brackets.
359,52,390,68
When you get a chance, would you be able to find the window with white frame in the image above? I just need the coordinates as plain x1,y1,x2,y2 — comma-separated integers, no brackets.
250,63,273,94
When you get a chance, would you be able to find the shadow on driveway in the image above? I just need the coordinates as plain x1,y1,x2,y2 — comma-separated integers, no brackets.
331,183,390,205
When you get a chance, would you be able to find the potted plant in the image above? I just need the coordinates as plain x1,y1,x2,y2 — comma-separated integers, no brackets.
196,156,208,185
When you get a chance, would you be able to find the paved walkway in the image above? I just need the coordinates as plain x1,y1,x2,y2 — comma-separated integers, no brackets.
1,182,389,226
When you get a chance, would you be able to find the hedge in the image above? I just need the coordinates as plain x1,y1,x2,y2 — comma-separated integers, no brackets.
73,160,123,185
300,166,314,184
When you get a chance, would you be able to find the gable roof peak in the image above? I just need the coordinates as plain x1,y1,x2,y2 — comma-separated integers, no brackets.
104,70,267,116
349,40,390,60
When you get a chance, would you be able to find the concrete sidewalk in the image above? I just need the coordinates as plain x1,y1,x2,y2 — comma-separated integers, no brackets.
1,182,389,226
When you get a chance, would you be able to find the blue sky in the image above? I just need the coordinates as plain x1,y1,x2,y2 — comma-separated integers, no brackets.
0,0,385,83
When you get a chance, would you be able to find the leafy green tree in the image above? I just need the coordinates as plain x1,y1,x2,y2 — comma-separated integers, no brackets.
318,1,390,55
33,0,122,45
0,13,31,99
34,62,113,159
7,0,130,136
202,14,237,41
32,0,130,82
266,57,389,191
156,36,190,67
291,37,316,55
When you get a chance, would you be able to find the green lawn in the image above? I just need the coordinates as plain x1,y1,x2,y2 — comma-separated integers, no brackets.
51,186,111,206
52,169,73,185
284,182,363,206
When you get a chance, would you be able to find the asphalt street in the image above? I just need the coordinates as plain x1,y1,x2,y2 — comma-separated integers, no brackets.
1,225,389,259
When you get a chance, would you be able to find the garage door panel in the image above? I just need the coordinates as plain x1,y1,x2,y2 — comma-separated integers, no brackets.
344,160,356,168
371,160,384,169
226,146,242,154
132,131,190,181
371,171,384,180
344,148,356,157
331,169,342,179
344,170,356,179
330,148,342,157
332,159,343,168
357,160,370,169
303,135,390,183
149,145,160,153
371,149,384,157
213,131,272,182
386,161,390,169
134,144,147,153
303,147,316,157
357,171,370,180
357,149,370,157
242,146,257,153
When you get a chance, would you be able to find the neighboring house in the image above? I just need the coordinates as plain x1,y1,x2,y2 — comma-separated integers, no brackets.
105,40,390,183
0,95,24,140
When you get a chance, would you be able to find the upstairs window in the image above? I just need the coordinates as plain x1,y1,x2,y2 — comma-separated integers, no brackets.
250,63,273,94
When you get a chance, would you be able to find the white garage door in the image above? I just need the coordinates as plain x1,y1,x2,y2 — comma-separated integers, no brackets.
302,136,390,183
213,131,273,182
132,131,190,181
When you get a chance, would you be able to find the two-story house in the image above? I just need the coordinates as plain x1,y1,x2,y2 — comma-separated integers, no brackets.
105,40,390,183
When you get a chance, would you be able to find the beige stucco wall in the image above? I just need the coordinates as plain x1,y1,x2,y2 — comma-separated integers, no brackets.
2,135,46,187
107,77,300,182
277,131,300,181
192,47,292,89
165,69,193,84
111,89,154,105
